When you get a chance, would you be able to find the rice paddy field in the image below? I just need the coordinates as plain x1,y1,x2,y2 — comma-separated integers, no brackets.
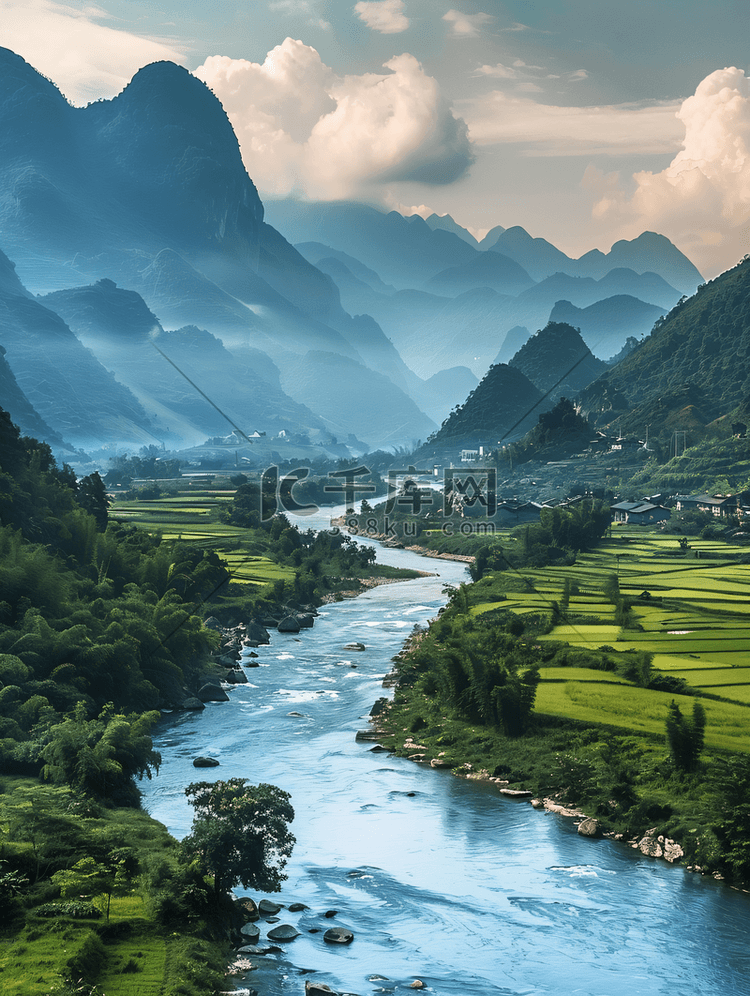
109,489,296,588
472,525,750,751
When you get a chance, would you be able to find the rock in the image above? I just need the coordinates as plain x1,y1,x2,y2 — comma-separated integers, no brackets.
664,839,684,863
323,926,354,944
637,833,663,858
296,613,315,628
288,902,307,912
343,642,366,651
287,711,306,718
246,621,271,644
278,616,301,633
430,758,452,769
224,669,248,684
244,658,260,668
193,756,220,768
369,697,389,717
369,745,390,753
258,899,282,916
198,683,230,702
355,730,382,742
323,909,338,918
239,923,260,942
267,923,299,941
305,983,339,996
180,697,205,711
577,818,601,838
246,650,259,658
409,982,425,990
203,616,223,630
498,788,532,798
238,897,259,921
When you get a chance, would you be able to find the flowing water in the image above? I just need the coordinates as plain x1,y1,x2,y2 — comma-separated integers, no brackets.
141,509,750,996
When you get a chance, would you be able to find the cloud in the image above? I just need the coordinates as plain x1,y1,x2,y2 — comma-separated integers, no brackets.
269,0,331,30
1,0,186,104
590,67,750,277
456,90,683,156
354,0,409,34
195,40,473,199
443,9,493,38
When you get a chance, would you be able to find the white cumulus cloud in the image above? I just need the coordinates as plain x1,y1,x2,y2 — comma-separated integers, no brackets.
195,39,473,200
590,67,750,277
443,9,493,38
1,0,186,104
354,0,409,34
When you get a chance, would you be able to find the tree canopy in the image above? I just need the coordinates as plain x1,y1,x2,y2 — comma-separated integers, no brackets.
182,779,295,898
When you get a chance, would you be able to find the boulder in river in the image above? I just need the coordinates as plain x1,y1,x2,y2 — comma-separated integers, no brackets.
323,926,354,944
577,818,601,838
267,923,299,941
343,642,366,651
305,983,339,996
296,613,315,628
180,697,205,711
239,922,260,942
225,669,248,684
258,899,282,916
192,756,220,768
198,683,230,702
278,616,301,633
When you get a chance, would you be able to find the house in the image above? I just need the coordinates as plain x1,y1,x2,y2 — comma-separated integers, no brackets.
611,500,670,525
674,494,739,517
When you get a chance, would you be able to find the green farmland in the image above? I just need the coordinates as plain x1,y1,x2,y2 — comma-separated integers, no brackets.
468,525,750,747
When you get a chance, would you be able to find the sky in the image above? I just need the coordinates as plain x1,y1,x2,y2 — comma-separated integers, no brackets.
4,1,750,278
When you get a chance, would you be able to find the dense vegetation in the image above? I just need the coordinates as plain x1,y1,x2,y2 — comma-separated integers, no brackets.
374,523,750,885
0,410,413,994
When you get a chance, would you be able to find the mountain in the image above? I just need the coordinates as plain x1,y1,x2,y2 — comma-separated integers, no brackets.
424,363,544,449
578,256,750,428
425,250,535,297
39,279,332,445
575,232,704,295
0,258,157,449
509,322,607,401
263,199,478,289
423,213,481,247
279,351,436,449
0,48,440,451
481,226,573,282
493,326,532,366
483,225,703,296
549,295,667,361
0,346,66,447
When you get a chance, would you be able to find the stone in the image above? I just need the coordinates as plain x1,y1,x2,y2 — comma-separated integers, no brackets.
663,839,684,863
343,641,366,651
577,818,601,838
278,616,301,633
258,899,282,916
305,983,339,996
369,745,390,753
323,926,354,944
499,788,532,798
409,982,425,989
225,669,248,684
430,758,452,769
180,697,205,711
204,616,223,630
296,613,315,628
193,756,220,768
288,902,307,912
323,909,338,918
267,924,299,941
198,683,230,702
240,923,260,942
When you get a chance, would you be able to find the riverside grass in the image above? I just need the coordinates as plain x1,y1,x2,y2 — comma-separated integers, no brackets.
0,779,229,996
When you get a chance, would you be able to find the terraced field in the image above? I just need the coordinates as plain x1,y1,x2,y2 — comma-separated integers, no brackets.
472,525,750,747
109,491,296,587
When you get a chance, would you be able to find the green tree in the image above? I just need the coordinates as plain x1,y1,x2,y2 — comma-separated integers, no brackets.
665,700,706,772
182,779,295,899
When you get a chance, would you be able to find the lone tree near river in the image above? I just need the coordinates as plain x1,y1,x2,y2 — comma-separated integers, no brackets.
182,779,295,899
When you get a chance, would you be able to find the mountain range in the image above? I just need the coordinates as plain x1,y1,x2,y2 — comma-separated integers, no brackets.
0,45,708,459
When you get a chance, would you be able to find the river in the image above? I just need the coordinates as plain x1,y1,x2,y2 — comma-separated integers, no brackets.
141,508,750,996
